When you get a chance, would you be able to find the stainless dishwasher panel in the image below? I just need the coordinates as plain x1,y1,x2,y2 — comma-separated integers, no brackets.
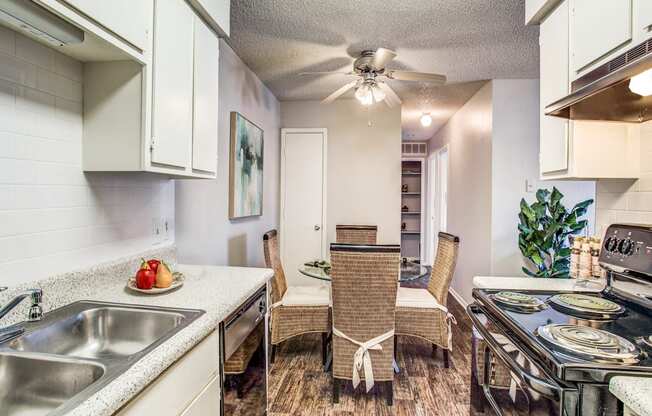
223,289,266,361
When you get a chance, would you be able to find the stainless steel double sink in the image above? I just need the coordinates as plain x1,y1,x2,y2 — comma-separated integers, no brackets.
0,300,205,416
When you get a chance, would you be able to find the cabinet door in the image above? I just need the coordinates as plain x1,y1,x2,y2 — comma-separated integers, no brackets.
151,0,194,169
62,0,151,50
192,18,219,174
180,375,220,416
571,0,632,72
636,0,652,41
540,1,570,174
188,0,230,36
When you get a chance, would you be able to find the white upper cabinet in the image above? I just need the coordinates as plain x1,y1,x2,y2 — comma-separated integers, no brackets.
192,18,220,174
61,0,152,51
635,0,652,42
537,0,640,180
539,1,569,174
151,0,194,170
187,0,230,37
570,0,633,76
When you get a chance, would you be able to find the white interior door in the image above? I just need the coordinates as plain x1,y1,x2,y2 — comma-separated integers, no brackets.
426,146,449,265
280,129,327,287
426,153,437,266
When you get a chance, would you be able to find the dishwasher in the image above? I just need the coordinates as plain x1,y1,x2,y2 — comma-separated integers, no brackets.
220,286,267,415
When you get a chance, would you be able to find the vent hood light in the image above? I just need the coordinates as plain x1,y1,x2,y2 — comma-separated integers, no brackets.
629,68,652,96
0,0,84,46
546,38,652,123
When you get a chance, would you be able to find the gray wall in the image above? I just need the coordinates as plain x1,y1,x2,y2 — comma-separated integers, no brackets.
428,83,494,303
280,99,402,246
429,80,596,303
175,40,281,267
490,79,595,277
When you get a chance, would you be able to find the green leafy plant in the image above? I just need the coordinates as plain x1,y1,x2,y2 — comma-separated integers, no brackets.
518,187,593,278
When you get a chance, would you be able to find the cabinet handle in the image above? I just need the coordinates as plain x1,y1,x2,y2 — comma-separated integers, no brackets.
314,225,321,231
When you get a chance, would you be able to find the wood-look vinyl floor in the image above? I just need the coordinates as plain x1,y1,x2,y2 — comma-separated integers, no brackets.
268,294,473,416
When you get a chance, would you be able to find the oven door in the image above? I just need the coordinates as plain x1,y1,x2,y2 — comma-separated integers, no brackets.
467,304,579,416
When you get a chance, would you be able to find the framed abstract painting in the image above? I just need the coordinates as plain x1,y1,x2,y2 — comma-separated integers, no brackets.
229,112,264,219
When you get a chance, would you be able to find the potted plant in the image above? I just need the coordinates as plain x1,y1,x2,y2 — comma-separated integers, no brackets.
518,187,593,278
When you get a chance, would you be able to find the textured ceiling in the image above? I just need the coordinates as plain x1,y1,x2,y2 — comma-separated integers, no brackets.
228,0,539,140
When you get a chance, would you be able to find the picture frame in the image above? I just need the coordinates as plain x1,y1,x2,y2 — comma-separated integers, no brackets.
229,112,264,219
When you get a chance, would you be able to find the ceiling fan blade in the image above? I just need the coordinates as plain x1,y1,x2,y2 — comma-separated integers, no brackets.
299,71,355,76
322,80,359,104
377,82,402,107
371,48,397,70
387,70,446,84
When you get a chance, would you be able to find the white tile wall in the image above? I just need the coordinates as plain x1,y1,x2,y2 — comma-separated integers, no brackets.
0,29,174,286
595,122,652,235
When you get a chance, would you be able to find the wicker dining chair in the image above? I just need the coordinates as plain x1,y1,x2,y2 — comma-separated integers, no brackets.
263,230,331,364
330,243,400,405
395,232,460,368
335,225,378,244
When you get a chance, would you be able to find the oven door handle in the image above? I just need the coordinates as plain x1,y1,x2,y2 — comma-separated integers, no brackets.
467,304,562,401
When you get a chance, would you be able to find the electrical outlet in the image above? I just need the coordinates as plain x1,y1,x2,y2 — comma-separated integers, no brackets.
525,179,535,193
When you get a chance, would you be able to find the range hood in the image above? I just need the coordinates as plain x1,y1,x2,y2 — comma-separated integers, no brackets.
546,37,652,123
0,0,83,46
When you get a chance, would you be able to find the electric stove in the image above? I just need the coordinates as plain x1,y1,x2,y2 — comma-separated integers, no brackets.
468,224,652,416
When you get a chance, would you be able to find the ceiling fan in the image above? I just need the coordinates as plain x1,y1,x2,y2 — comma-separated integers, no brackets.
300,48,446,107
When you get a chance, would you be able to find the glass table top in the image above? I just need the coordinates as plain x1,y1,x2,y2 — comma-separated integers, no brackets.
299,260,431,282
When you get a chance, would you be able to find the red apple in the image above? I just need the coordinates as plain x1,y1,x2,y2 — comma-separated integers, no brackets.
135,268,156,289
147,259,160,274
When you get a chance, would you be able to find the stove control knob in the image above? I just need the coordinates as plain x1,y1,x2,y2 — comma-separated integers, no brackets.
618,238,635,256
605,237,619,253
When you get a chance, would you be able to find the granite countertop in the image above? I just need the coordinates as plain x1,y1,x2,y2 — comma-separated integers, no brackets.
65,263,272,416
0,249,272,416
610,377,652,416
473,275,605,292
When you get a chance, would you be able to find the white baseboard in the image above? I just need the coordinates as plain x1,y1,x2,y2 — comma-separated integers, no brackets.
449,287,468,308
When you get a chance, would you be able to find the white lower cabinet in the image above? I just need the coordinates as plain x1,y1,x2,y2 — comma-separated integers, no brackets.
116,330,220,415
181,375,221,416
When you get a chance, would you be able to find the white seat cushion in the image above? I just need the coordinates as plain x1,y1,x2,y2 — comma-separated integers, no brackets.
396,287,443,309
281,285,330,306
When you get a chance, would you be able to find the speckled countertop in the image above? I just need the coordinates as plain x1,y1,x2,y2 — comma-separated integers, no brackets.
610,377,652,416
0,246,272,416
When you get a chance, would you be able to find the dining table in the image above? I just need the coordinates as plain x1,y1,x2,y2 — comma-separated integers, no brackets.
298,260,431,282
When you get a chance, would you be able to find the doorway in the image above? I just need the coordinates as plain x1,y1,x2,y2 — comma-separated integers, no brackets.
280,128,328,287
426,145,449,265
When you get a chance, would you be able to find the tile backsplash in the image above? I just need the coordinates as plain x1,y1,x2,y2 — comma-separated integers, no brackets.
595,122,652,236
0,27,174,286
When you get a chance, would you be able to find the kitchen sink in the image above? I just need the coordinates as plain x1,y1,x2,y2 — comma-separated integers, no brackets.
10,306,187,359
0,353,104,416
0,300,204,415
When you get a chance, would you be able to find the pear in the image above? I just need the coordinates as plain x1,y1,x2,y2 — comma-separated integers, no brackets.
155,261,173,288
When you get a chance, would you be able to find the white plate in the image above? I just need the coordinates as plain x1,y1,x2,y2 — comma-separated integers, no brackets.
127,272,185,294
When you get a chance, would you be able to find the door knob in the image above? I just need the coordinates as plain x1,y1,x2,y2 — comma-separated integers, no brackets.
314,225,321,231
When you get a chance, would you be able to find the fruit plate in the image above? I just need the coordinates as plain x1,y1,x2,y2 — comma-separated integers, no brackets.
127,272,185,294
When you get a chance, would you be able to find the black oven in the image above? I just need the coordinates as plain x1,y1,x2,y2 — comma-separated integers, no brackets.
468,305,580,416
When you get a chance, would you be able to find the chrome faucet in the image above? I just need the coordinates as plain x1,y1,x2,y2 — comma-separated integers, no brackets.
0,287,43,343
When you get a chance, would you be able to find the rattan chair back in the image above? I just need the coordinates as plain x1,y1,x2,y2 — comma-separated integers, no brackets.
263,230,288,304
427,232,460,306
335,225,378,244
330,243,399,384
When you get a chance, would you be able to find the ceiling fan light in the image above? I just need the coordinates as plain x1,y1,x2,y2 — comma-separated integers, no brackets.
371,84,386,102
355,84,374,105
420,113,432,127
